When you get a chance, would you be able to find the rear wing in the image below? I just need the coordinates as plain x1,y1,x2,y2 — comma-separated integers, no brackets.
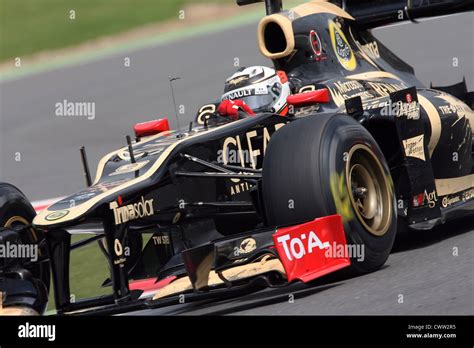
237,0,473,27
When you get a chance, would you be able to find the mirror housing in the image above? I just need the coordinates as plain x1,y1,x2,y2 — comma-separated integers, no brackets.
134,118,170,138
286,89,330,107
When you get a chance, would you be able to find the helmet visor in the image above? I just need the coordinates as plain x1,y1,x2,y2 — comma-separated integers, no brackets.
239,94,275,112
222,85,276,113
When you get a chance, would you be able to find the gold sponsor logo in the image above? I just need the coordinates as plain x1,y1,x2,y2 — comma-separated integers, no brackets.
333,80,364,94
402,135,426,161
220,123,285,195
114,239,123,256
361,41,380,60
462,189,474,202
327,79,373,107
153,234,171,245
329,20,356,71
45,210,69,221
367,81,407,97
436,93,474,118
363,98,390,111
424,190,438,208
328,88,373,107
395,101,420,120
228,182,253,196
439,104,464,116
435,93,474,135
441,195,461,208
197,104,217,125
228,75,249,86
239,238,257,254
109,196,155,225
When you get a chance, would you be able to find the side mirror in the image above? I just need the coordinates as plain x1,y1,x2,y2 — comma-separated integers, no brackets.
287,88,330,107
134,118,170,138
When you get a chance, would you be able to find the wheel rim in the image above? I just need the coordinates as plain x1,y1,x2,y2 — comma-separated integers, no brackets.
4,215,30,227
4,215,38,237
2,215,50,314
345,144,392,236
3,215,39,250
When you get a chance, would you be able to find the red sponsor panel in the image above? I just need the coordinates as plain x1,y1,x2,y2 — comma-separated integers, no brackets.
272,214,350,283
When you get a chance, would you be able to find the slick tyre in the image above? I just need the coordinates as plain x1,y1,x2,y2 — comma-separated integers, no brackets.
0,183,50,314
262,114,397,273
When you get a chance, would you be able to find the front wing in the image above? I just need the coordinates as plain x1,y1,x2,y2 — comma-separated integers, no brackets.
66,214,350,315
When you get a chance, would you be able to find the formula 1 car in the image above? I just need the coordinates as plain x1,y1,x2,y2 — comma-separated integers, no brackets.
1,0,473,315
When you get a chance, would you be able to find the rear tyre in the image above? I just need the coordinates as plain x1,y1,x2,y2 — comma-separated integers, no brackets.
262,114,397,273
0,183,50,314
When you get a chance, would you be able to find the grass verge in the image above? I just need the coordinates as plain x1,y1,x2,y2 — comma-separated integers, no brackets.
0,0,232,62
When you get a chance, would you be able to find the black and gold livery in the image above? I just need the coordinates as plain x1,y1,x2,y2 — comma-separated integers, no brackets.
1,0,473,315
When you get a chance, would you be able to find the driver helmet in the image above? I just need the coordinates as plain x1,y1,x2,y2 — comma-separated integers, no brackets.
221,66,291,115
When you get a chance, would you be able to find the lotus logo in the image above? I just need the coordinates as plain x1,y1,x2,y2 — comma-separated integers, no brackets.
239,238,257,254
329,20,356,71
45,210,69,221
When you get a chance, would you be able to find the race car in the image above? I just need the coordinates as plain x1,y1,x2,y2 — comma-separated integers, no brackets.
1,0,473,315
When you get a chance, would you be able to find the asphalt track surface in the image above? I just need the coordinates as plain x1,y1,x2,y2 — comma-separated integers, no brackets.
0,11,473,315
